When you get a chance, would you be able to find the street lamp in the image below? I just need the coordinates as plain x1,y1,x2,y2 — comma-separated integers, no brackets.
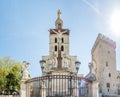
39,60,46,72
75,61,81,73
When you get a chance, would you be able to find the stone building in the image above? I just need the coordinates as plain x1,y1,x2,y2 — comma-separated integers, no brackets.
41,9,78,75
20,10,120,97
20,10,97,97
91,34,120,97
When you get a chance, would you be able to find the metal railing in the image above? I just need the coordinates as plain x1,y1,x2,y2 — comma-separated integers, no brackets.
27,74,89,97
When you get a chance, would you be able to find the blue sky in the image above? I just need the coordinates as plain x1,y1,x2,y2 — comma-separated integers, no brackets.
0,0,120,77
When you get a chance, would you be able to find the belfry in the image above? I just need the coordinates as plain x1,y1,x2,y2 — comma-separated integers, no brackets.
40,10,79,74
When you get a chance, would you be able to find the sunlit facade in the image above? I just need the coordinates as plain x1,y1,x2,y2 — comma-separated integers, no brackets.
20,10,120,97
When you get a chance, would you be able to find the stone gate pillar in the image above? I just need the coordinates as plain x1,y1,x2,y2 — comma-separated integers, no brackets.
92,81,99,97
20,80,27,97
20,61,30,97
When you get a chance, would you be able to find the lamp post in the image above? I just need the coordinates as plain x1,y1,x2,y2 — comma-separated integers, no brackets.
39,60,46,97
75,61,81,73
39,60,46,74
118,75,120,95
73,61,80,97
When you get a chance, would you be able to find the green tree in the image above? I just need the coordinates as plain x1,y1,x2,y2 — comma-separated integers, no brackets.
0,57,22,95
0,67,7,94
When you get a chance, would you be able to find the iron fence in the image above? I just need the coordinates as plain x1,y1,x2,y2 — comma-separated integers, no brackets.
27,74,89,97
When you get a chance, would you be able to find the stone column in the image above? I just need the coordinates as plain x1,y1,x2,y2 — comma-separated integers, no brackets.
20,80,27,97
92,81,99,97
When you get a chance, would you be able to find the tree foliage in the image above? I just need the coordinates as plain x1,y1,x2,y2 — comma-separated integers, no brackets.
0,57,22,95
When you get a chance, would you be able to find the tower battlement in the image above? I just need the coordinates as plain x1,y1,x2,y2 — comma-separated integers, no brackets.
92,33,116,53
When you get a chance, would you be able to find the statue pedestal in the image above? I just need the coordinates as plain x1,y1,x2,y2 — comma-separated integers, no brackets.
20,80,27,97
20,61,30,97
92,81,99,97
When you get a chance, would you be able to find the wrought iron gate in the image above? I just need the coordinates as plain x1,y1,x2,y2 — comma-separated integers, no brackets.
27,74,89,97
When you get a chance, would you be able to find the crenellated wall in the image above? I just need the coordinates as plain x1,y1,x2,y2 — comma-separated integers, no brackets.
92,33,116,54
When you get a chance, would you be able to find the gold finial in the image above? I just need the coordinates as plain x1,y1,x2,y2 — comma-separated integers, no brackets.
58,9,61,19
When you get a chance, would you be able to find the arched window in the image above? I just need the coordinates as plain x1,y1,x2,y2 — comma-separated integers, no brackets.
62,38,64,43
55,45,57,51
55,38,57,43
61,45,64,51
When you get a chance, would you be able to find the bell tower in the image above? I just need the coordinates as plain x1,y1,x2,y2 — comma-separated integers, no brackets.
49,10,69,68
40,10,79,75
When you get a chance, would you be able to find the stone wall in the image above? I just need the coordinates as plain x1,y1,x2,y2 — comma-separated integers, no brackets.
92,33,118,95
